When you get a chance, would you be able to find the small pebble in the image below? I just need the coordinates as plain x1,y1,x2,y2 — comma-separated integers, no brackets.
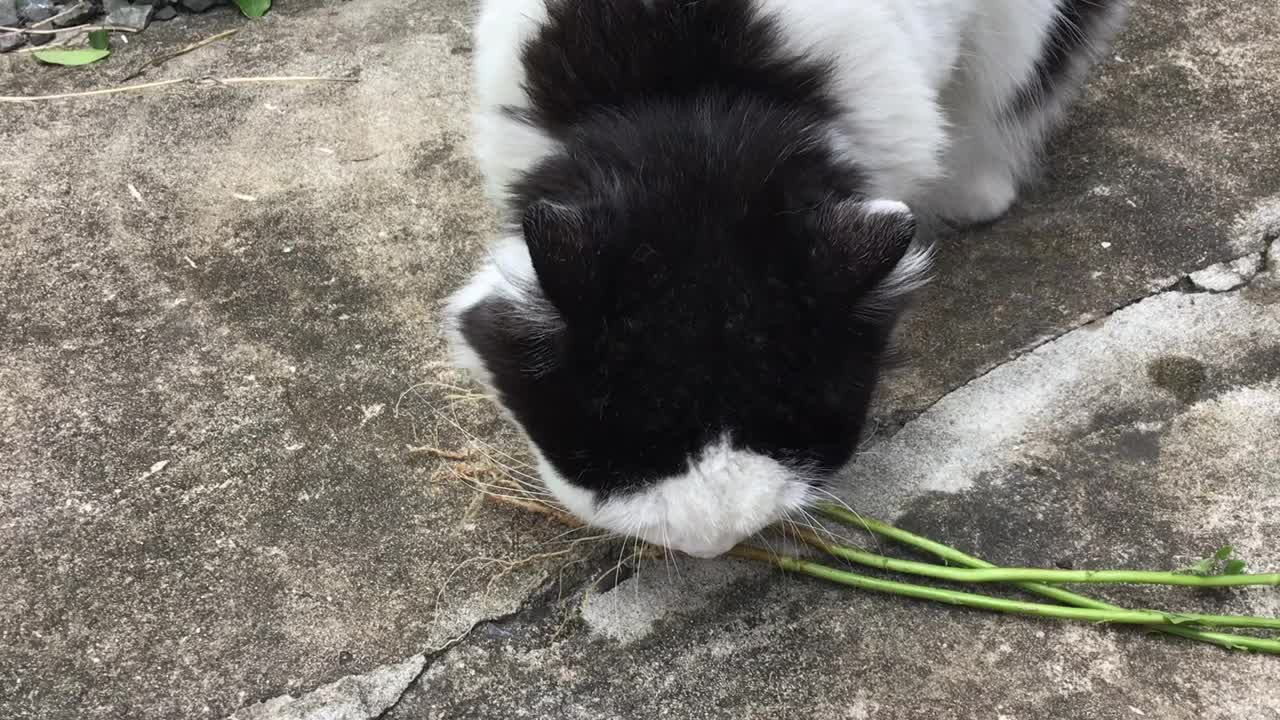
105,2,155,31
0,32,24,53
180,0,223,12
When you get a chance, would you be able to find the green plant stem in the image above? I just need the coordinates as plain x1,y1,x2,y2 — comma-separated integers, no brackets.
731,545,1280,632
813,503,1280,655
793,527,1278,587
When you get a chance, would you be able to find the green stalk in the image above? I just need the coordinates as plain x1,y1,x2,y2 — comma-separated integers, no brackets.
813,503,1280,655
731,545,1280,631
795,529,1278,587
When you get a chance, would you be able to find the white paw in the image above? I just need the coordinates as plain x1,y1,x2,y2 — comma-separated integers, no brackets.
925,172,1019,228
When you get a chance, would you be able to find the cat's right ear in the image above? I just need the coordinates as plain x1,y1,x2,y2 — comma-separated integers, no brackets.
812,197,934,314
522,200,604,319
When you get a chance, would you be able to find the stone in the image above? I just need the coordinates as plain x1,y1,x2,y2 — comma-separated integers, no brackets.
152,4,174,20
0,0,21,27
104,1,152,30
51,1,99,27
0,31,23,52
179,0,221,12
18,0,55,24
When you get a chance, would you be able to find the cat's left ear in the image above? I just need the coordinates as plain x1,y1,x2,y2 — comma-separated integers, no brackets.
811,198,933,306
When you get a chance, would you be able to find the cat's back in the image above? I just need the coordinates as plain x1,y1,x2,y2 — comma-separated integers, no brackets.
470,0,954,201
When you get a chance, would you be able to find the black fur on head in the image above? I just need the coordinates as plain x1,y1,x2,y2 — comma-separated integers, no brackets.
460,96,924,496
455,0,931,498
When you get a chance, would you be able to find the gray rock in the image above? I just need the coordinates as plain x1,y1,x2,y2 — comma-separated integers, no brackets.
153,4,174,20
104,1,152,30
0,31,24,52
0,0,21,27
18,0,55,24
51,1,99,27
179,0,221,12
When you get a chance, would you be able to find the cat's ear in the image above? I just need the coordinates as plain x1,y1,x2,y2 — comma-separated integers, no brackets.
812,198,932,308
522,200,603,318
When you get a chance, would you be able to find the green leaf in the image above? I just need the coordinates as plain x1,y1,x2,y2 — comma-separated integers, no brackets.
32,48,112,66
1224,559,1248,575
1214,545,1234,561
234,0,271,18
88,29,109,50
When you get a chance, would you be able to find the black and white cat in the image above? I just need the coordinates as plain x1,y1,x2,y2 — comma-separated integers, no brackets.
445,0,1129,557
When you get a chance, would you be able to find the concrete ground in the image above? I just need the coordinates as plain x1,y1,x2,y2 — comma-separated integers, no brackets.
1,1,1278,718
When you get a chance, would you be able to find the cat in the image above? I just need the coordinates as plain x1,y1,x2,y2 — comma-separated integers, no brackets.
444,0,1130,557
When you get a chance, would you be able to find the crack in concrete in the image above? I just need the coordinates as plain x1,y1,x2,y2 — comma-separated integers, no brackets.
374,554,638,718
227,652,428,720
371,611,520,720
878,243,1278,442
229,552,630,720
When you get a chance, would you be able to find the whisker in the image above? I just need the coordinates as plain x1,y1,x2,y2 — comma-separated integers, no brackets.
535,524,603,547
808,487,885,555
663,523,683,582
795,506,864,551
407,386,541,477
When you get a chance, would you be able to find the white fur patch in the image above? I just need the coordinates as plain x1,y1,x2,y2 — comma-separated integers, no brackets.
879,240,934,298
538,439,812,559
853,238,935,320
864,199,912,216
754,0,954,199
470,0,561,202
442,236,553,387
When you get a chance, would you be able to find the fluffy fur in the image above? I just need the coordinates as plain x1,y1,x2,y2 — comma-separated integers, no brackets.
446,0,1129,557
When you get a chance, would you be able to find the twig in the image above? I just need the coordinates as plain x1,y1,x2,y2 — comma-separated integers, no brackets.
0,24,140,35
487,492,584,530
213,76,360,85
0,75,359,103
121,28,242,82
8,15,132,54
408,445,471,462
0,78,189,102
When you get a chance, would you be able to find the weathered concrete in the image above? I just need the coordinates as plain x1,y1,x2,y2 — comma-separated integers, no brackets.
2,3,573,719
2,1,1279,719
